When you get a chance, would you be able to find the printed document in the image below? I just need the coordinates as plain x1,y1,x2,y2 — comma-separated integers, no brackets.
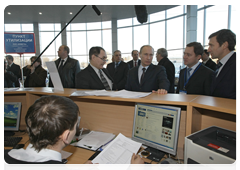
76,131,115,151
92,133,142,164
46,61,64,91
71,89,151,98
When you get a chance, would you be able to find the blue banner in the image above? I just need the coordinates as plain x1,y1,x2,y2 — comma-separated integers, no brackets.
4,33,36,53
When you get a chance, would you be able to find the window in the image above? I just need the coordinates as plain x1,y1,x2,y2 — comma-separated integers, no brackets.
67,21,112,69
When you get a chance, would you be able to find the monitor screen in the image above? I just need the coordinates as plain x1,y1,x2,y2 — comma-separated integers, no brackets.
4,102,21,131
132,103,181,156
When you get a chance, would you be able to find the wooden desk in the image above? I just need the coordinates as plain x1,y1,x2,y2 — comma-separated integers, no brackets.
4,132,174,164
4,88,236,161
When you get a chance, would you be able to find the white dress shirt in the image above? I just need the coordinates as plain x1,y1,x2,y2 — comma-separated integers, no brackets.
138,64,150,83
8,144,62,162
216,51,234,77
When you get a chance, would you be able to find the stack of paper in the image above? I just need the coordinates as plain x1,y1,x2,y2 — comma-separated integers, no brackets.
70,89,151,98
76,131,115,151
92,133,142,164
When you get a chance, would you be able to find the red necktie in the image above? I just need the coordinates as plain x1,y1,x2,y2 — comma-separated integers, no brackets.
134,61,137,67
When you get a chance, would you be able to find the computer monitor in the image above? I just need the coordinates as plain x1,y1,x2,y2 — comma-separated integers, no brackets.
4,102,22,136
132,103,181,162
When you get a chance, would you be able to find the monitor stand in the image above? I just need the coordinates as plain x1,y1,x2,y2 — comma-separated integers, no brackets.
4,131,15,136
144,146,166,162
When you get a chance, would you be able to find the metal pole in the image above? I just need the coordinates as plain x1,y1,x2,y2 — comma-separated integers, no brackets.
31,5,87,66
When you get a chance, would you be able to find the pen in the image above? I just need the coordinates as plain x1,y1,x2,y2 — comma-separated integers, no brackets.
84,145,92,149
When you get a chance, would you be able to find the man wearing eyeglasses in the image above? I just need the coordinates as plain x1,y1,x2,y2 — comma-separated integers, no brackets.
75,46,116,90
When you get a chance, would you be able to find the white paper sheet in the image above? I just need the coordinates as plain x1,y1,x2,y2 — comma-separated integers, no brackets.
76,131,115,151
84,89,151,98
46,61,64,91
92,133,142,164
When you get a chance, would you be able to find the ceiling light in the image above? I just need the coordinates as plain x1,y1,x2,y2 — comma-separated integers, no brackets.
8,12,11,15
39,12,42,15
70,12,73,15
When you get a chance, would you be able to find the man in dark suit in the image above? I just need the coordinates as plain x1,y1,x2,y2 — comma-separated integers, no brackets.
75,46,116,90
23,56,47,87
107,50,129,90
125,45,169,93
156,48,175,93
6,55,21,87
201,49,217,71
127,50,141,69
208,29,236,99
176,42,214,95
49,45,81,88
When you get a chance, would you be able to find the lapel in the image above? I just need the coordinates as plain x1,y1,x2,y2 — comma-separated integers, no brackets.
133,66,140,85
141,64,154,86
87,65,103,87
115,61,122,73
212,53,236,89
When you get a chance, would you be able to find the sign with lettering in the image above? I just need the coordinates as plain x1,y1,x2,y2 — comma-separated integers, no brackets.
4,32,36,54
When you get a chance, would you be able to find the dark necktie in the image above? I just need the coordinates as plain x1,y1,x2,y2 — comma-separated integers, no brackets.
58,60,64,74
215,62,223,77
134,61,137,67
99,69,111,90
186,68,192,80
140,68,146,85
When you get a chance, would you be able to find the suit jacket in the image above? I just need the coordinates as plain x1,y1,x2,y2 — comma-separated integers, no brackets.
211,52,236,99
106,61,129,90
7,63,21,87
158,57,175,93
125,64,170,92
23,65,47,87
49,57,81,88
176,64,214,95
127,59,141,69
75,64,116,90
4,71,17,88
204,58,217,71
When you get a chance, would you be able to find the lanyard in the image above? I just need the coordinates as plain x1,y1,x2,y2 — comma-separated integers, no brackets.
183,63,202,88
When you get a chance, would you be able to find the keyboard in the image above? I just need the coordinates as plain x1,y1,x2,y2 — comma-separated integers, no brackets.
4,136,22,147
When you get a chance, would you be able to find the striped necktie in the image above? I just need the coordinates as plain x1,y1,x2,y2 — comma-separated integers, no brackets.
99,69,111,90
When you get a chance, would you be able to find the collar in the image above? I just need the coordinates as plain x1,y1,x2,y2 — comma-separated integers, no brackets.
8,144,62,162
8,62,14,67
115,61,121,65
139,64,150,71
219,51,234,66
202,58,210,64
187,61,200,71
90,63,100,73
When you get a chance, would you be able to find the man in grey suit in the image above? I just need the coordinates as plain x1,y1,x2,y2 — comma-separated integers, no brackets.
125,45,169,93
49,45,81,88
75,46,116,90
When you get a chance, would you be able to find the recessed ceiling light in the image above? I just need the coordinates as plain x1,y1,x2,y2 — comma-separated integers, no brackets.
70,12,73,15
8,12,11,15
39,12,42,15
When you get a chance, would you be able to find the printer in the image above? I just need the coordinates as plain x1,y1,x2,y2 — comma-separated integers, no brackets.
184,126,236,164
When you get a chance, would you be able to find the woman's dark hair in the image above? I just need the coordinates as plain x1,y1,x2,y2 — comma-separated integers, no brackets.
25,95,79,152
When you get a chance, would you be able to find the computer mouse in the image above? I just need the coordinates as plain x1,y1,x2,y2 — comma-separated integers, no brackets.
13,144,25,149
